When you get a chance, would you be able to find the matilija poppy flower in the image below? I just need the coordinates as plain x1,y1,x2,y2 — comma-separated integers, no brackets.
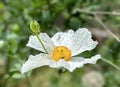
21,28,101,73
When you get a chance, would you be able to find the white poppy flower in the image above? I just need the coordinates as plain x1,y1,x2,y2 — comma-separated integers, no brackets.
21,28,101,73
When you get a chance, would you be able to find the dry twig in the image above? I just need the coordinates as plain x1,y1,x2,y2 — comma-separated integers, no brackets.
72,9,120,43
94,15,120,43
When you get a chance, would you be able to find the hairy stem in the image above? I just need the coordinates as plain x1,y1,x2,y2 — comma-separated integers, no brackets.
101,58,120,71
36,34,48,54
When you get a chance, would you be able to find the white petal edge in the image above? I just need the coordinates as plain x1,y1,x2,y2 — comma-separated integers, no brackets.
50,54,101,72
21,54,51,73
27,33,55,54
71,28,98,56
51,30,74,50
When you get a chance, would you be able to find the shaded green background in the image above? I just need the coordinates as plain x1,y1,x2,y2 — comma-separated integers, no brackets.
0,0,120,87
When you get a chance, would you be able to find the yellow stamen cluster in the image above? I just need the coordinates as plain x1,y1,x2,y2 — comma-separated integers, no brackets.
52,46,71,61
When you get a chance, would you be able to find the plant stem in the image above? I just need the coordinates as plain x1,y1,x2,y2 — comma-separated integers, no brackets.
94,15,120,43
72,9,120,43
14,58,33,87
25,74,33,87
73,9,120,16
101,58,120,71
36,34,48,54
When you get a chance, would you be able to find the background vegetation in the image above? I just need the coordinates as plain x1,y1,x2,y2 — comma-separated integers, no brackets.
0,0,120,87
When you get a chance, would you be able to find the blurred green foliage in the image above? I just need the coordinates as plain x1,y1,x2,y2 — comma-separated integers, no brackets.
0,0,120,87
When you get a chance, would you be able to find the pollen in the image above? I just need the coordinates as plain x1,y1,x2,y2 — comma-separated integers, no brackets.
52,46,71,61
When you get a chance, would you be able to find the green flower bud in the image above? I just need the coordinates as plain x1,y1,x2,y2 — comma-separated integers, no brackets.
30,20,40,34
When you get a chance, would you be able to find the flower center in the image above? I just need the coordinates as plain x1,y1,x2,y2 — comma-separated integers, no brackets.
52,46,71,61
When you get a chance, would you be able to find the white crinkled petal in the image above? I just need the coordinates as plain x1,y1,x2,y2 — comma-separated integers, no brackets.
71,28,98,56
51,28,98,56
21,54,51,73
51,30,74,50
50,54,101,72
27,33,55,54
